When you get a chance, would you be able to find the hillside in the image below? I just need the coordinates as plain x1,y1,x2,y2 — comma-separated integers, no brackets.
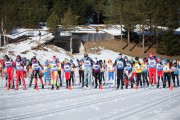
84,38,180,60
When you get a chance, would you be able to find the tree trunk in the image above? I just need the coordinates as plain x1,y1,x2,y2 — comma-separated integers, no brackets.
128,29,130,51
120,22,123,49
97,11,100,24
142,24,145,54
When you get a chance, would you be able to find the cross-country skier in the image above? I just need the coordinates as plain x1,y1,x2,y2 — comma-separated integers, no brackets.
29,56,44,89
57,58,63,87
99,60,106,85
80,53,94,89
62,58,71,89
70,59,75,86
77,59,84,87
147,52,157,87
163,58,171,88
133,57,142,88
141,57,149,87
171,59,179,87
92,57,102,89
106,59,115,86
3,55,14,90
50,56,59,90
14,55,26,90
124,56,133,89
42,60,50,85
113,53,126,89
156,57,164,88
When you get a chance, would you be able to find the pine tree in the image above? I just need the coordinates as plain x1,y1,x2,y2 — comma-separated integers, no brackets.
60,9,79,30
46,12,59,33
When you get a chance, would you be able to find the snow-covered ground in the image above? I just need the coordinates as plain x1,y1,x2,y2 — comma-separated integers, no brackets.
0,31,180,120
0,79,180,120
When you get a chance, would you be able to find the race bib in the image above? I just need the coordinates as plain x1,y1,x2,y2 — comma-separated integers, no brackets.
5,62,11,67
32,64,39,69
117,61,123,67
135,64,140,69
64,65,70,71
84,61,91,66
93,65,99,69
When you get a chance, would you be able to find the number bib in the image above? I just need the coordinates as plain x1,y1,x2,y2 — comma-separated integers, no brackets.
5,61,12,67
148,59,156,68
126,62,132,71
84,60,91,67
16,62,24,70
116,60,124,69
32,63,40,70
93,64,100,70
156,63,163,70
64,65,70,72
51,63,58,71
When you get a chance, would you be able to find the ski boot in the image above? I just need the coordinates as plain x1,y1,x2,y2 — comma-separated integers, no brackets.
23,85,26,90
56,86,59,90
11,84,15,89
51,85,54,90
42,84,44,89
15,85,18,90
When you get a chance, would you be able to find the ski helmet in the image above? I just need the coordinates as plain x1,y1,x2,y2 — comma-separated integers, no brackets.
84,53,88,57
135,56,139,61
64,58,68,63
4,55,9,60
70,59,73,63
16,55,21,61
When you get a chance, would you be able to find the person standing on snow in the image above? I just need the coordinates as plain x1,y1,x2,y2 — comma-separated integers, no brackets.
77,59,84,87
70,59,75,86
113,53,126,89
3,55,15,90
80,53,94,89
156,57,164,88
106,59,115,87
141,57,149,87
99,60,106,85
147,52,157,87
50,56,59,90
29,56,44,89
14,55,26,90
42,60,51,85
133,57,142,88
124,56,133,89
92,57,102,89
163,58,171,88
57,58,63,87
171,59,179,87
62,58,72,89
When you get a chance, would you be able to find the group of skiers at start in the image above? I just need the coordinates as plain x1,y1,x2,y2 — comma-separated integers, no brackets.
0,52,179,91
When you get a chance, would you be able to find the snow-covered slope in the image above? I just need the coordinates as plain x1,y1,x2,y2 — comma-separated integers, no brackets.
0,37,180,120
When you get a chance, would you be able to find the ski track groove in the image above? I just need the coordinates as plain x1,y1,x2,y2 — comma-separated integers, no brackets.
1,88,151,120
102,90,180,120
0,88,113,110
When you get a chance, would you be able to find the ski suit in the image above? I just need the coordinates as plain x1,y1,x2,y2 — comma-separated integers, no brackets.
141,62,149,86
50,61,59,89
133,61,142,87
124,61,133,88
81,57,94,87
4,60,14,90
148,57,157,85
15,60,26,90
93,61,101,88
163,64,171,88
114,58,126,89
63,63,71,88
156,62,164,88
43,66,50,85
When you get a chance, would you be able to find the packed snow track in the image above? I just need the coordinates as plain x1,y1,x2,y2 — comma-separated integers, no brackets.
0,84,180,120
